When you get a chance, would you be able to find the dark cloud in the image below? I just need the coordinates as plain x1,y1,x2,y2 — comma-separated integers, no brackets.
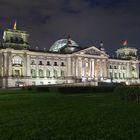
0,0,140,56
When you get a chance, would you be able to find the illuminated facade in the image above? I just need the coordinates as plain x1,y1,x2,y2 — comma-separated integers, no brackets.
0,28,139,88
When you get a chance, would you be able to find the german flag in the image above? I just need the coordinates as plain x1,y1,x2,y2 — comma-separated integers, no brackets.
13,21,17,30
123,40,127,46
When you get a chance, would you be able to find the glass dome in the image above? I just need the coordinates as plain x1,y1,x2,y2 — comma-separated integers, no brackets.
49,39,79,52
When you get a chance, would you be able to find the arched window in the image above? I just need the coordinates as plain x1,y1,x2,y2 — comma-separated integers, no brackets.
12,56,22,65
39,69,44,78
46,69,50,78
31,69,36,78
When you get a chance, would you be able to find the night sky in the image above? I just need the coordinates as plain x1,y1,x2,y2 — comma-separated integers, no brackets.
0,0,140,56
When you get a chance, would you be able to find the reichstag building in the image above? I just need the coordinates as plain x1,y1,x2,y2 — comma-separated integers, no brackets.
0,27,139,88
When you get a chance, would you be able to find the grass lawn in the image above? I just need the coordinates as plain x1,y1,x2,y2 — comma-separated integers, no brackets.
0,89,140,139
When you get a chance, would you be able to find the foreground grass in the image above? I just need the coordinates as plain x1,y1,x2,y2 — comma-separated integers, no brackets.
0,89,140,139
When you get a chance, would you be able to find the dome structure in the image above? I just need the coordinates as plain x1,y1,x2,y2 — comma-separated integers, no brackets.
49,38,79,52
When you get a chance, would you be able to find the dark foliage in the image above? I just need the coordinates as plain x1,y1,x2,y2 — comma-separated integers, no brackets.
25,85,116,94
115,85,140,102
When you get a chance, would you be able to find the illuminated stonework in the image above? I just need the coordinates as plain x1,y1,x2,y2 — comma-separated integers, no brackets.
116,47,137,60
0,28,139,88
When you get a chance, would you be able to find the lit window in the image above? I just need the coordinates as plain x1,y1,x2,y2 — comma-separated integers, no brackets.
46,69,50,78
31,69,36,78
12,56,22,65
39,69,44,78
53,70,58,78
61,70,65,77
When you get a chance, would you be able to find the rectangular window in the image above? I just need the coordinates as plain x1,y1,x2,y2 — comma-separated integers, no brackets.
61,62,65,66
114,66,117,69
31,60,36,65
47,61,51,66
109,65,112,69
39,61,43,65
54,62,58,66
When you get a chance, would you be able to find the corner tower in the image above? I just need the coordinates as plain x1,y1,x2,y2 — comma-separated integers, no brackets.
116,41,138,60
2,23,30,50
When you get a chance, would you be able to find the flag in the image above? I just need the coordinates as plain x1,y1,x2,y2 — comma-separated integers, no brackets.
13,21,17,30
123,40,127,46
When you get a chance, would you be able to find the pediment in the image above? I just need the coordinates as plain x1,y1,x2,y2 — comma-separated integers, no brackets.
85,48,101,55
74,46,108,57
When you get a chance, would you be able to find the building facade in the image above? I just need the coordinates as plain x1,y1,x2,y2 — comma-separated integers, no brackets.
0,28,139,88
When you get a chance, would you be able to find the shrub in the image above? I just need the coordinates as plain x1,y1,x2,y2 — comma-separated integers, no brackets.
115,85,140,102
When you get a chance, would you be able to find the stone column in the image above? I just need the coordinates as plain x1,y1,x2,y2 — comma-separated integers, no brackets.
75,57,79,78
94,59,97,79
23,53,27,77
126,62,131,78
82,58,86,78
0,53,2,77
100,59,103,78
67,57,72,78
3,52,8,76
95,59,100,79
8,51,12,77
74,57,76,78
26,54,31,77
80,58,82,78
36,60,39,77
102,59,108,79
3,52,8,88
82,58,84,77
91,59,94,79
89,59,93,79
135,62,139,78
